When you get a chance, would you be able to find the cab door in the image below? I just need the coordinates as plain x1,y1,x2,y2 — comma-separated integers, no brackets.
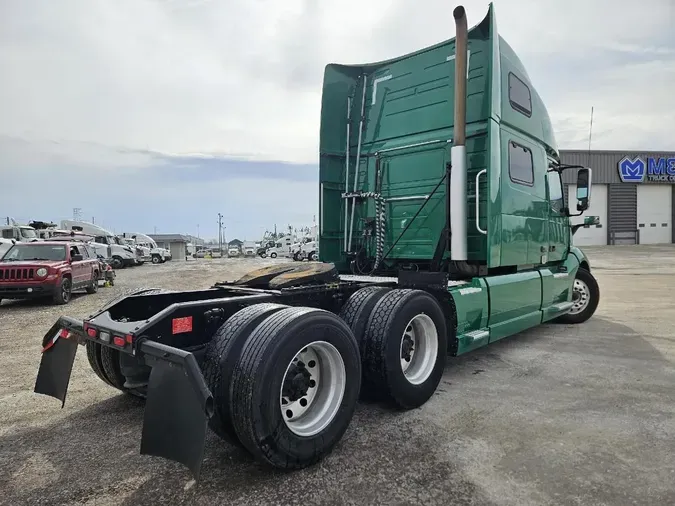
545,170,567,263
541,169,572,318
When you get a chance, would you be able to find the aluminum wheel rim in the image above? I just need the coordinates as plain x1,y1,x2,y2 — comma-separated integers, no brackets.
569,278,590,314
280,341,346,437
400,314,438,385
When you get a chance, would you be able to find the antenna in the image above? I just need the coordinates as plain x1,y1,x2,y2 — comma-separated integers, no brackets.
587,106,594,166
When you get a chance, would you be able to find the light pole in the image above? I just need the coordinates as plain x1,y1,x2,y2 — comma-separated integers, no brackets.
217,213,224,254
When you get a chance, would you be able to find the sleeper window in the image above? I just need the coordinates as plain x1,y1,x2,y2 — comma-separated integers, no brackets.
508,72,532,117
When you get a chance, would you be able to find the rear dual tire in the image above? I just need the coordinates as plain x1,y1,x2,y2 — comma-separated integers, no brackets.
85,341,146,398
202,303,288,445
340,287,448,410
230,307,360,469
204,304,361,470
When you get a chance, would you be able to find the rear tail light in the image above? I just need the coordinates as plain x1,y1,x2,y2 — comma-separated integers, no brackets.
86,326,97,338
113,336,125,347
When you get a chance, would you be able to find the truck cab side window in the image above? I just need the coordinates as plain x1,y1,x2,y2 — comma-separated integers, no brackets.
547,172,564,213
508,141,534,186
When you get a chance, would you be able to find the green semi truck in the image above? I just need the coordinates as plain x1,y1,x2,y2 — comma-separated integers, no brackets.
33,3,599,479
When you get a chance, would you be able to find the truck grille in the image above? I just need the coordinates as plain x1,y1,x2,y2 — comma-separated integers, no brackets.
0,267,35,281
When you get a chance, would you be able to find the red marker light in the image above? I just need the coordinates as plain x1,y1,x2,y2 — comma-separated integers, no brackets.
125,334,133,344
87,327,97,338
113,336,125,347
59,328,70,339
172,316,193,335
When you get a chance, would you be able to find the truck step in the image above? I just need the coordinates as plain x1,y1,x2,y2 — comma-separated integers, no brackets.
551,301,574,313
464,329,489,341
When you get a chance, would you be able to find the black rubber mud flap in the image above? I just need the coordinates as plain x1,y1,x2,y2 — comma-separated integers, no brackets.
139,340,215,480
33,317,84,407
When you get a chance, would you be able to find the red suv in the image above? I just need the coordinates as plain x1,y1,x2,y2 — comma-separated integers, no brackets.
0,241,100,305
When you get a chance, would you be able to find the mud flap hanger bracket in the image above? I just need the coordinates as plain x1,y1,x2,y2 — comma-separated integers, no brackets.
34,318,214,480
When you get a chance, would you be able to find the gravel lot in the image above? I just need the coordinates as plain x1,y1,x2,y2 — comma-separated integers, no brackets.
1,247,675,506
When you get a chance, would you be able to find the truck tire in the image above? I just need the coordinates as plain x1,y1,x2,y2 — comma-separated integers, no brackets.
151,255,161,264
555,268,600,324
85,341,115,387
99,345,146,398
111,256,124,269
230,307,361,470
338,286,391,353
201,303,288,445
361,289,447,410
52,276,72,305
270,252,278,258
84,341,145,398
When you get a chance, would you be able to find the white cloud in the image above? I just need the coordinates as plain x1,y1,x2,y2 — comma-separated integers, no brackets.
0,0,673,166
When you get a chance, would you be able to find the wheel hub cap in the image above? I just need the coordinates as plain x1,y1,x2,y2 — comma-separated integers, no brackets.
280,341,346,437
399,314,439,385
569,278,590,314
282,363,312,401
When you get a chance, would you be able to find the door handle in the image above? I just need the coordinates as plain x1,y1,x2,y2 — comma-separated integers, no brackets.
549,245,556,251
540,246,546,253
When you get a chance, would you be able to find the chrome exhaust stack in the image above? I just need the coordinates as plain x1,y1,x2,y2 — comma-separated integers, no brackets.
450,5,469,261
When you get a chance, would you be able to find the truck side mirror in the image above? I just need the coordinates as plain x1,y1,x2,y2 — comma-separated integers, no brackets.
575,168,592,211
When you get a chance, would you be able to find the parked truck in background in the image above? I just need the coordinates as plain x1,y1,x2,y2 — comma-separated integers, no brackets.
60,220,136,269
264,234,294,258
242,241,256,257
123,232,172,264
119,236,151,265
0,219,40,243
34,3,600,481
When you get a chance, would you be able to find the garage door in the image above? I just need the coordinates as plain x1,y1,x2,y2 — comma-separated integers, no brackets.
637,185,672,244
568,183,608,246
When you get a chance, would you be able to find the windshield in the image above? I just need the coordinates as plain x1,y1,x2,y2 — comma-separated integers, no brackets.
2,244,66,261
113,236,124,245
20,228,38,239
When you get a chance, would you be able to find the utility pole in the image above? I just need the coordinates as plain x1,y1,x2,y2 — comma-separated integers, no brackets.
217,213,224,253
154,226,157,235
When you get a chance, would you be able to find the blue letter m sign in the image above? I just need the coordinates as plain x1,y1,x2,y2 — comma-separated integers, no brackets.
618,156,645,183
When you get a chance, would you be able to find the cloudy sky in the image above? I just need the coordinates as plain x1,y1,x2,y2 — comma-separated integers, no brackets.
1,0,673,240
